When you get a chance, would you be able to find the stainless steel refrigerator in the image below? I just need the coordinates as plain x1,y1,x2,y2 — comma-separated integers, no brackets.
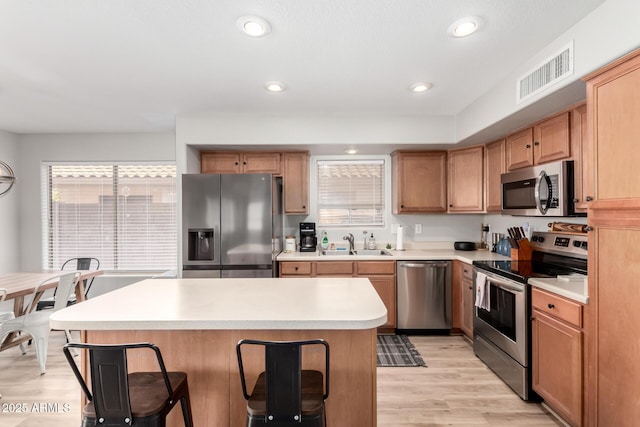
181,174,283,278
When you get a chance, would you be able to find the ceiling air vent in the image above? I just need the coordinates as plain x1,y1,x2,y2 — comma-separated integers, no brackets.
517,42,574,104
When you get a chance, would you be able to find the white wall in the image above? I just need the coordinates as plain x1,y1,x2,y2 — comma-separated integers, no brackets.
456,0,640,144
16,132,175,272
0,130,19,274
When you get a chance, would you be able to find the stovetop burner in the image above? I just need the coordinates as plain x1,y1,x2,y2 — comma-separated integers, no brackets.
473,231,588,284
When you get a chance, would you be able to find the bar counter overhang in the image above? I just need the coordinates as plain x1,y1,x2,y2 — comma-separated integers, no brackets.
50,277,387,427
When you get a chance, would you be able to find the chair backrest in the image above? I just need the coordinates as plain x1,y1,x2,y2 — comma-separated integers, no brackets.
236,339,330,423
63,342,174,426
61,257,100,271
61,257,100,297
51,272,81,312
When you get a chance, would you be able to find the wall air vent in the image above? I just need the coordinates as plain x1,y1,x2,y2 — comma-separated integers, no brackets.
517,41,574,104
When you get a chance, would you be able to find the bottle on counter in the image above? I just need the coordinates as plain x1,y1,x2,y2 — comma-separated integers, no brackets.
285,235,296,253
321,231,329,250
367,233,376,249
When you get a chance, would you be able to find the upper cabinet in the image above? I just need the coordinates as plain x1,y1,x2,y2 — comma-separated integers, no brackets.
447,146,484,213
201,151,281,174
282,151,309,215
391,150,447,214
200,150,308,215
570,103,590,213
506,111,571,171
485,139,506,213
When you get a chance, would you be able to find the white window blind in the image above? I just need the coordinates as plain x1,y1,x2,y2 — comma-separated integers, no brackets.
43,163,177,271
317,160,384,226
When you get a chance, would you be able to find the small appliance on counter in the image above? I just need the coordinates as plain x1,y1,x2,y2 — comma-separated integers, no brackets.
299,222,317,252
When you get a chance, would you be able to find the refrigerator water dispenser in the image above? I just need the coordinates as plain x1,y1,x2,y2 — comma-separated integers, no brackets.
188,228,214,261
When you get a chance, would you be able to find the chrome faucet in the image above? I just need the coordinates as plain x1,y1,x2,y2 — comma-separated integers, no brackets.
343,233,355,252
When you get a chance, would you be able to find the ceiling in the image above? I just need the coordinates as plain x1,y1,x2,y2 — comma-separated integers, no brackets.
0,0,606,135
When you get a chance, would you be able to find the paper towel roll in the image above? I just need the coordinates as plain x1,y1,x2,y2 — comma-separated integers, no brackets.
396,225,404,250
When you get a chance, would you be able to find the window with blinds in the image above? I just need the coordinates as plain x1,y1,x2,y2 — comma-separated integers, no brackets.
317,160,384,226
42,163,177,272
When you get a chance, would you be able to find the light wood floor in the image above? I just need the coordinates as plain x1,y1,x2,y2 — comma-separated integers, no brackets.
0,332,563,426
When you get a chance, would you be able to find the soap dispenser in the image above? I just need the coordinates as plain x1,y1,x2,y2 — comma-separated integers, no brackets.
321,231,329,250
367,233,376,250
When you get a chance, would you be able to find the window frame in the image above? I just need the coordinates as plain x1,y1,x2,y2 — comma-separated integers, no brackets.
41,161,177,273
316,158,386,228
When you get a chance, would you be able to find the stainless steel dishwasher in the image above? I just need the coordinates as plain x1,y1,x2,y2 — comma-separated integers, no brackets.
397,261,452,331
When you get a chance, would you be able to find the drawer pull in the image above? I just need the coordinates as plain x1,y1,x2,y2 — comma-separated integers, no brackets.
294,266,299,271
548,303,555,309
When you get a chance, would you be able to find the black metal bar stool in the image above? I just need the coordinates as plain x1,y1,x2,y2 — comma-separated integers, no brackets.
63,342,194,427
236,339,330,426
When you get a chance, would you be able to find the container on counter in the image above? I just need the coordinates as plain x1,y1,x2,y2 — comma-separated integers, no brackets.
285,235,296,253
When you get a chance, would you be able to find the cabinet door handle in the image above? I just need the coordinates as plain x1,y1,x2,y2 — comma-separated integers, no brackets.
526,144,531,148
400,204,405,209
585,226,593,232
243,161,247,165
586,196,593,202
235,162,239,165
468,286,473,290
573,198,579,203
534,141,540,146
547,303,555,309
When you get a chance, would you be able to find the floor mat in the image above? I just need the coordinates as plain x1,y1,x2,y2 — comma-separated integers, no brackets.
376,335,426,367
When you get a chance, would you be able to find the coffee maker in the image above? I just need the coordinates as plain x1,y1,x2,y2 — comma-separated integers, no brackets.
299,222,317,252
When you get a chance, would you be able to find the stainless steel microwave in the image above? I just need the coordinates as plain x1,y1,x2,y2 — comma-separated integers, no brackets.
501,160,584,217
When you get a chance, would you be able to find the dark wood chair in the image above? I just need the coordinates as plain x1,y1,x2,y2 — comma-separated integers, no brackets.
63,342,194,427
236,339,330,426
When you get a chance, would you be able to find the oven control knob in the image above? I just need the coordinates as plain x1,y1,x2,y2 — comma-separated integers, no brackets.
573,241,582,248
537,236,545,243
581,241,588,250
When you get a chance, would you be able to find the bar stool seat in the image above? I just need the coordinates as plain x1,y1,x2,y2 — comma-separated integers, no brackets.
237,339,329,427
63,342,193,427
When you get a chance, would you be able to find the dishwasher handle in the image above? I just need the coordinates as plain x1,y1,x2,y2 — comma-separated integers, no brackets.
399,262,449,269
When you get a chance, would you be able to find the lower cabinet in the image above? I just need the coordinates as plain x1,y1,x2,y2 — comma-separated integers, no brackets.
279,260,396,331
452,260,473,338
531,288,583,427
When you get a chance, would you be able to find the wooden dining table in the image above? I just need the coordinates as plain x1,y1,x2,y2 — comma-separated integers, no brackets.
0,269,103,351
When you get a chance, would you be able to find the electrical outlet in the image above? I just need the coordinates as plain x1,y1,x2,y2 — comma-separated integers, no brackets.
415,224,422,234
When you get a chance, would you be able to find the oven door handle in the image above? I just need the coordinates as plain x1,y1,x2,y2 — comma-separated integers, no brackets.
486,277,523,294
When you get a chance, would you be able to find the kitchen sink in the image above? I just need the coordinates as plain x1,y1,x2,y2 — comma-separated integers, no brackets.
321,250,353,256
320,249,392,256
352,249,392,256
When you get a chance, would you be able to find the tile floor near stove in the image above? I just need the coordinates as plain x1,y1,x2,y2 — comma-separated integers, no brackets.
0,332,563,426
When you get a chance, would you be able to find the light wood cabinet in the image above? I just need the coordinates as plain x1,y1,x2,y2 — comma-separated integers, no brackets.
391,150,447,213
484,139,506,212
584,48,640,427
279,260,396,331
452,260,473,338
201,151,281,174
447,146,484,213
200,150,308,215
570,104,591,213
283,152,309,214
531,288,583,427
506,112,571,171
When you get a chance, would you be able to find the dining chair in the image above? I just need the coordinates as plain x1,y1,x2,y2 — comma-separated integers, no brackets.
37,257,100,310
0,271,80,374
63,342,194,427
236,339,330,426
0,288,14,322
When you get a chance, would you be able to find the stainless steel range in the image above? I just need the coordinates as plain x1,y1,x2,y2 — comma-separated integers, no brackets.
472,231,587,400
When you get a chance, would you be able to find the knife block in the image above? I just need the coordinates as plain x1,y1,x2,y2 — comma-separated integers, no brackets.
510,239,532,261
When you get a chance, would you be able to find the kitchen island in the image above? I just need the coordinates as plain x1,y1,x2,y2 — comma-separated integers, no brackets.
50,277,387,427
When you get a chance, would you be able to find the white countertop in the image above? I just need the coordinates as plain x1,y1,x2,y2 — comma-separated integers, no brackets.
277,248,510,264
49,278,387,331
529,275,589,304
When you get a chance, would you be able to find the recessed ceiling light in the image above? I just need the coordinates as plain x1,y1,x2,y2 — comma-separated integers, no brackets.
236,16,271,37
344,148,359,155
448,17,481,38
265,81,286,92
409,82,433,93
